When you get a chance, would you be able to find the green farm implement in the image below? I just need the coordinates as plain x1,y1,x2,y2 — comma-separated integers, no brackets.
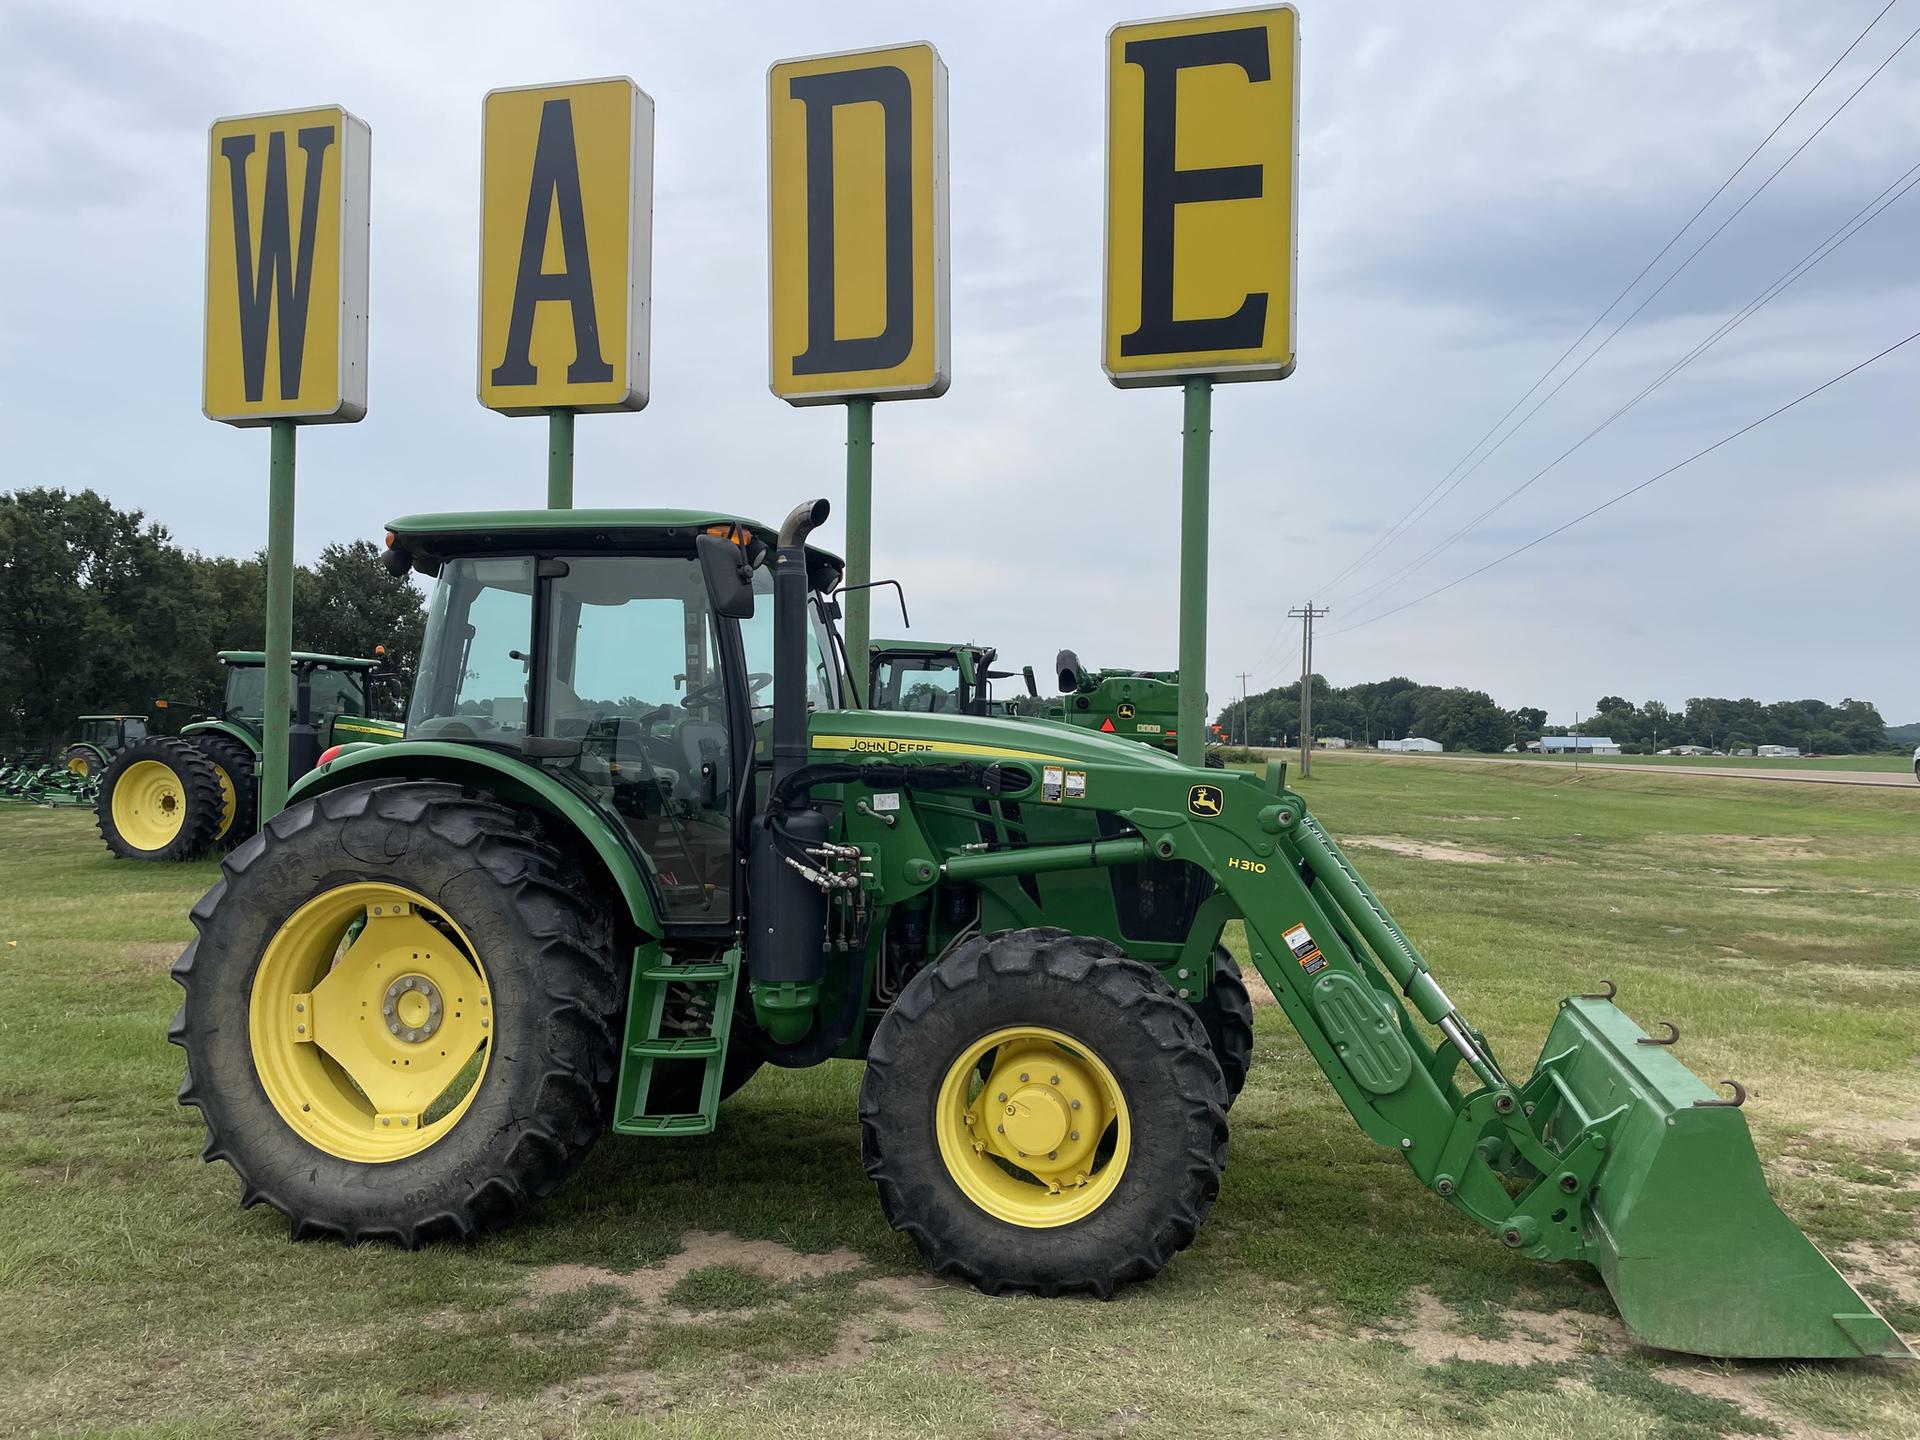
0,757,101,807
1051,650,1224,764
96,650,403,862
170,502,1906,1360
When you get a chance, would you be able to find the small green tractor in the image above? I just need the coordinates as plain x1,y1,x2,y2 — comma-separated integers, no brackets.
869,638,1025,717
171,502,1905,1360
96,650,403,861
60,715,152,778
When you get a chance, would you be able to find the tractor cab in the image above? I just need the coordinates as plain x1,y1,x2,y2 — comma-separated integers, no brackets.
869,639,1017,716
1050,649,1184,754
212,650,402,773
382,509,847,922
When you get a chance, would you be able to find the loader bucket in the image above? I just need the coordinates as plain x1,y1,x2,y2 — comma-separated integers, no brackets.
1533,997,1912,1360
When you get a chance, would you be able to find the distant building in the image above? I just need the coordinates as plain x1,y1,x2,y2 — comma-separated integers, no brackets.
1539,736,1621,755
1756,744,1802,758
1316,736,1350,749
1379,737,1443,753
1661,745,1711,756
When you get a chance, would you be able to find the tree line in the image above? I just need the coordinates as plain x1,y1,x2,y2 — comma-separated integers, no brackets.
0,489,425,751
1217,675,1895,755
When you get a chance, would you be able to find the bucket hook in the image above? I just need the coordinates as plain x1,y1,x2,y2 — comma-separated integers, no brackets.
1694,1079,1747,1108
1579,979,1617,1001
1637,1020,1680,1046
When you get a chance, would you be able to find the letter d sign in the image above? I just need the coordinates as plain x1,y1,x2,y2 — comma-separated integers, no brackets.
768,43,950,405
1104,7,1298,387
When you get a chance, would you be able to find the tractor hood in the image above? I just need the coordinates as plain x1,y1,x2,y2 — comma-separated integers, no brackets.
809,707,1187,769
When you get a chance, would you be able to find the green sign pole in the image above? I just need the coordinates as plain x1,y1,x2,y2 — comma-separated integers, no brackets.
548,409,575,508
1176,378,1212,766
259,418,297,823
842,397,875,704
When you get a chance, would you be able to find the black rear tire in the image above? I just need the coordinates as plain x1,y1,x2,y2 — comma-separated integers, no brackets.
95,737,224,861
189,732,260,849
861,927,1228,1298
61,744,101,777
1192,947,1255,1107
170,780,624,1246
1204,749,1226,769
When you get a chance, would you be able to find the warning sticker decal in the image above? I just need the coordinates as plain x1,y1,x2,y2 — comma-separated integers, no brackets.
1064,770,1087,800
1042,765,1065,802
1283,922,1327,976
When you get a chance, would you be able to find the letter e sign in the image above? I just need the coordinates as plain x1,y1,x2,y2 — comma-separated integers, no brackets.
1104,7,1297,387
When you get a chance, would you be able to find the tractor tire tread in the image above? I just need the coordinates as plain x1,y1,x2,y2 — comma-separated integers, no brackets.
188,731,259,849
171,779,623,1249
860,926,1227,1300
1193,947,1256,1107
95,736,225,861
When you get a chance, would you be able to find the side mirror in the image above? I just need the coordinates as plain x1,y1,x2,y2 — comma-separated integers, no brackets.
696,533,756,620
1022,665,1039,698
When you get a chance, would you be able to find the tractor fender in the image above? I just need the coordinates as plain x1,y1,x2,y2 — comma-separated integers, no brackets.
287,741,663,938
180,719,261,758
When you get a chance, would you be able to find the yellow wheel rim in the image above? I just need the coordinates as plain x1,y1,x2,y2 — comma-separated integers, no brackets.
67,755,91,776
110,759,188,850
934,1025,1131,1228
208,761,238,841
248,882,494,1163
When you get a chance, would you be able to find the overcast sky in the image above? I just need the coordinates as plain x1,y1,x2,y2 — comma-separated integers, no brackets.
2,1,1915,725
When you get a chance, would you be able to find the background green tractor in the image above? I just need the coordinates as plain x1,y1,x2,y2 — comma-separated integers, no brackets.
169,500,1905,1360
60,715,152,779
868,638,1028,717
1051,650,1223,766
95,650,404,861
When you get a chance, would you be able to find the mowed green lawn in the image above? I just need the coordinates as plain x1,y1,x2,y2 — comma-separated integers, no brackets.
2,756,1917,1439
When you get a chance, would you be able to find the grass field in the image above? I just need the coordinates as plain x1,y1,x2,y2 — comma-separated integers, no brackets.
2,755,1917,1438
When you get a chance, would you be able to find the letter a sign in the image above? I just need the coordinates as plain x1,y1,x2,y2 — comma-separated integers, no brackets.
768,43,949,405
204,106,370,425
479,78,653,415
1105,7,1298,387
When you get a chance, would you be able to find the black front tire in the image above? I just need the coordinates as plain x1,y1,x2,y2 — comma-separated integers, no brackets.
95,737,224,861
1205,749,1227,769
1192,947,1256,1107
171,780,624,1246
860,927,1228,1298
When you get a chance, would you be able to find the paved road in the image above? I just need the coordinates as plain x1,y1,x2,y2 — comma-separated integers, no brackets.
1385,754,1920,790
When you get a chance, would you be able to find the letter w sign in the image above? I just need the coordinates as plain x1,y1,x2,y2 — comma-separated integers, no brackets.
479,78,654,415
204,106,370,425
1104,7,1298,387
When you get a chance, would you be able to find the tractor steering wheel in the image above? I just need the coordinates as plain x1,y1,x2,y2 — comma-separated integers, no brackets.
683,672,771,711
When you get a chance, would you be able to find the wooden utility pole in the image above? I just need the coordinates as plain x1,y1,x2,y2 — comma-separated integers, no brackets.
1236,671,1252,746
1288,604,1328,776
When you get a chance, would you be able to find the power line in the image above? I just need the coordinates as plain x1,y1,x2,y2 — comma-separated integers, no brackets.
1307,0,1905,605
1332,148,1920,626
1330,12,1920,620
1325,326,1920,638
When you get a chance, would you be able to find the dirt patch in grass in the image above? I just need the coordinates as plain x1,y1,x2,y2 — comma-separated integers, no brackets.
1365,1289,1608,1365
525,1229,865,1312
1692,835,1819,860
1346,836,1505,865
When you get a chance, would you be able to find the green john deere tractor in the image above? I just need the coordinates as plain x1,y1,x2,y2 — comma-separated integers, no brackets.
60,715,152,778
1051,650,1224,766
96,650,403,861
171,501,1906,1359
869,638,1026,717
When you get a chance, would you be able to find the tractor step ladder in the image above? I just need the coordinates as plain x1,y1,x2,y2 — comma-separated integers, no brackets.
612,949,740,1137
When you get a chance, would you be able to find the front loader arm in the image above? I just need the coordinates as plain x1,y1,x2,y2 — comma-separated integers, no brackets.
1162,773,1908,1361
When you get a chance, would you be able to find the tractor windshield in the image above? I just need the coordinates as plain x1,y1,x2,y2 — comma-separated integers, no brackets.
223,666,267,729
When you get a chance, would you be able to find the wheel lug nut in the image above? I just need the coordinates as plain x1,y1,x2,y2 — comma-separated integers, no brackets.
997,1092,1007,1103
1070,1099,1081,1110
1070,1131,1079,1141
997,1123,1004,1133
1048,1151,1057,1160
1019,1073,1029,1083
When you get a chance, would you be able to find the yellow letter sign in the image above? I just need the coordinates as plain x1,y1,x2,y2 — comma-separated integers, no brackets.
204,106,369,425
479,78,653,415
768,43,949,405
1105,7,1298,387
